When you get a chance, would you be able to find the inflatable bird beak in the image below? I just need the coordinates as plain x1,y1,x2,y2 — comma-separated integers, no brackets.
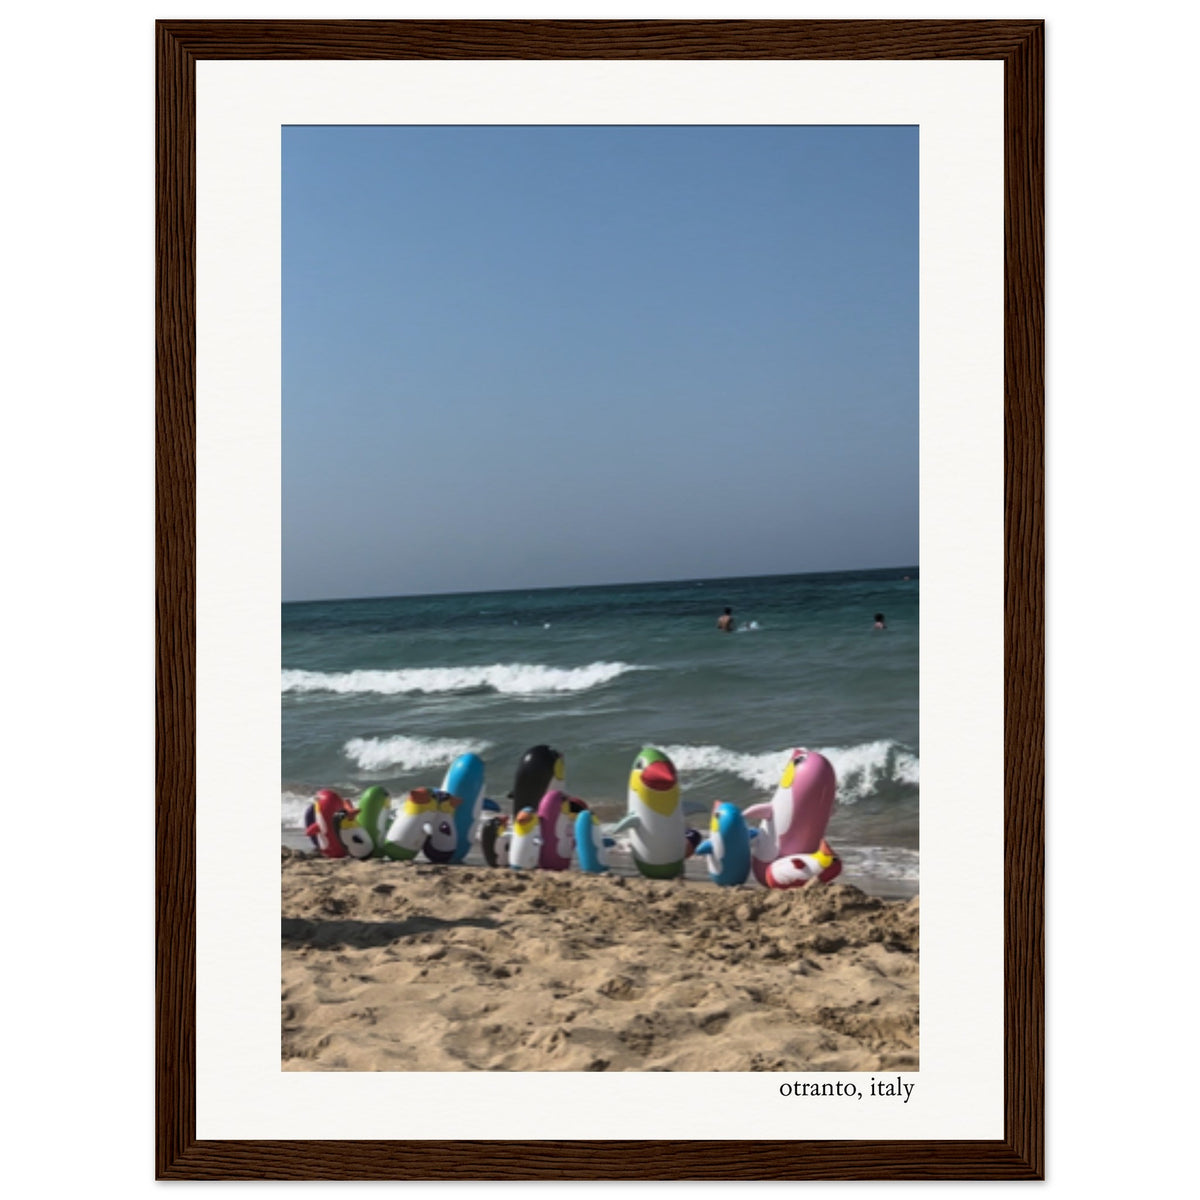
640,760,676,791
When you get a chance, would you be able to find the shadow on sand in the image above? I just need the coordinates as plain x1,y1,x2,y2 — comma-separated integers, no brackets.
282,913,499,951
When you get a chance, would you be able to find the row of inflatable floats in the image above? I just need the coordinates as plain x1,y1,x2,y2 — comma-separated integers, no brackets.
303,744,843,890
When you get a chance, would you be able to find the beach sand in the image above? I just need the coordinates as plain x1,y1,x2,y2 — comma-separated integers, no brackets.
282,848,918,1072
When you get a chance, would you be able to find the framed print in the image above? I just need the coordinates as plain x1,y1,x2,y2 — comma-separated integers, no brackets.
156,19,1043,1181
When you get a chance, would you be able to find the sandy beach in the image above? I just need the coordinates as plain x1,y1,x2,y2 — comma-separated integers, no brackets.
282,848,918,1072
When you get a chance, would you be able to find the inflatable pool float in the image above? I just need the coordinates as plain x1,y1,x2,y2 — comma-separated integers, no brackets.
694,801,753,886
510,744,564,816
339,785,392,859
478,813,511,867
761,840,839,888
536,789,587,870
304,788,358,858
440,752,486,864
419,789,461,863
381,788,460,863
508,806,541,869
574,809,612,874
609,746,688,879
745,749,842,889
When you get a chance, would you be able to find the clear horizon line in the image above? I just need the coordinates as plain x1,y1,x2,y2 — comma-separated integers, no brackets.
282,563,920,607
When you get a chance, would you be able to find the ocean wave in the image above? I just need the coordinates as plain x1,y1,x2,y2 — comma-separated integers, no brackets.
838,844,920,882
282,662,644,697
821,740,919,802
660,745,789,793
343,734,493,772
281,789,316,830
661,740,919,804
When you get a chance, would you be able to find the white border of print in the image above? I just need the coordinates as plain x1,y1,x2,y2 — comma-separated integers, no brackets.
196,59,1002,1141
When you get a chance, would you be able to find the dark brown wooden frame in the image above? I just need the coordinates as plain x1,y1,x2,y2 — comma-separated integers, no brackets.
156,19,1043,1181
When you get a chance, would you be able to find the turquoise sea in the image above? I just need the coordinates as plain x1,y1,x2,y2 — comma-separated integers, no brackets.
282,569,919,894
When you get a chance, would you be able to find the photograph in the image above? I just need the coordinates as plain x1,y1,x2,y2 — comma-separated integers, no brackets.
280,122,921,1074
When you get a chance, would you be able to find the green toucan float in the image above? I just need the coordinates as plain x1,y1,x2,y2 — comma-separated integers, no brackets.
608,746,688,879
338,786,392,859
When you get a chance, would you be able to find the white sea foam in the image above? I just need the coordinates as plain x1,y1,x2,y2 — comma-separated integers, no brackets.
661,745,791,793
281,789,315,830
662,740,919,803
838,844,920,882
820,741,920,803
343,734,493,772
282,662,643,697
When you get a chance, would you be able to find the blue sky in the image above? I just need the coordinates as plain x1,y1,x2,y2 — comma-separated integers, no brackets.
283,125,917,601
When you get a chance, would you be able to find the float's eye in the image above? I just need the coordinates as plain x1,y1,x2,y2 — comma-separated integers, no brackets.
344,829,373,859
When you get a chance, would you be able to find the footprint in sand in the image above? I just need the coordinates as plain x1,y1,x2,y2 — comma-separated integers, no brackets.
696,1009,730,1035
597,974,643,1001
617,1016,658,1057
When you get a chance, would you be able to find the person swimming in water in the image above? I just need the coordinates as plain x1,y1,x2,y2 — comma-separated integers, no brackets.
874,612,886,630
717,607,734,632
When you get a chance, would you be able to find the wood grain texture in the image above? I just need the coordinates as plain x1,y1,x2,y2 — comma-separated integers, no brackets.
156,18,1044,1181
155,17,197,1183
1001,20,1046,1183
157,18,1039,60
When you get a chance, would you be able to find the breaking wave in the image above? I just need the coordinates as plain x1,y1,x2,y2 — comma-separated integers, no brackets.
343,734,493,772
661,739,919,805
282,662,644,697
